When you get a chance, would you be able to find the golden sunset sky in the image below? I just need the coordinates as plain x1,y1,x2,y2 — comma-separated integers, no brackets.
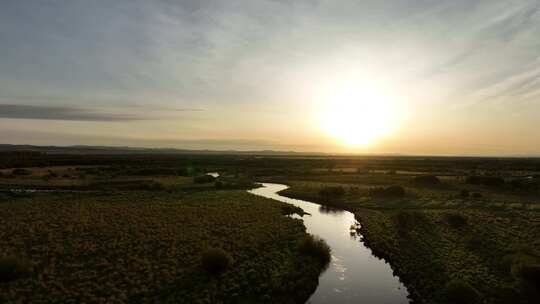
1,1,539,155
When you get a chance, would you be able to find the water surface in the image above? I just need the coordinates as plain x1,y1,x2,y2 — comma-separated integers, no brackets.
249,183,409,304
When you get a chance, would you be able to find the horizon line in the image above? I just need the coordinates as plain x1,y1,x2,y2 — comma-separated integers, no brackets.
1,143,539,159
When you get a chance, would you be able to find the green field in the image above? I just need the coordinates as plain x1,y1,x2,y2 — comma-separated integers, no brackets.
0,190,326,303
276,172,540,303
1,152,539,303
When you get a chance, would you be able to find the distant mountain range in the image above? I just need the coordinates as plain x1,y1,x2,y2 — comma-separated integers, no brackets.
1,144,538,158
0,144,319,156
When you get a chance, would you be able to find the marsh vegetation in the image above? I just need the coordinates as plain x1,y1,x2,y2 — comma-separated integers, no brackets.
1,152,539,303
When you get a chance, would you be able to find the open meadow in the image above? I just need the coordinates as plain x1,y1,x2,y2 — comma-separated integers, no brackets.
0,153,330,303
1,152,539,303
267,157,540,303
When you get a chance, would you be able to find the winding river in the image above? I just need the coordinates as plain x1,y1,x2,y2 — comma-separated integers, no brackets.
249,183,409,304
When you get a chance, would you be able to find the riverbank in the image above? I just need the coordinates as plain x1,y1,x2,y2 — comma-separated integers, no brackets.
257,183,408,303
276,186,420,303
0,190,325,303
277,184,540,304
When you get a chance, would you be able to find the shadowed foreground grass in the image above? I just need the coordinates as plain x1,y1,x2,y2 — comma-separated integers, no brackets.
0,190,325,304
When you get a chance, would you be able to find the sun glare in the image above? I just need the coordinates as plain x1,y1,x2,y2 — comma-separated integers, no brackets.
318,82,399,147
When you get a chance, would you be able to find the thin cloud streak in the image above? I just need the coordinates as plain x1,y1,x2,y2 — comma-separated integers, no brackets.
0,104,143,121
0,104,203,122
0,1,539,154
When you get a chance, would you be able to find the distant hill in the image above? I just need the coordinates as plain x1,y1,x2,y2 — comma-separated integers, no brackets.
1,144,537,158
0,144,318,156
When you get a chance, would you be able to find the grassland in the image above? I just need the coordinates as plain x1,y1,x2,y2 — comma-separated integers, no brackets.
274,170,540,304
1,152,539,303
0,189,327,303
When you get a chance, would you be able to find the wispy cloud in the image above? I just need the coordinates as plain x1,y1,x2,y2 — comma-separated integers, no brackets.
0,104,145,121
1,1,540,154
0,104,205,122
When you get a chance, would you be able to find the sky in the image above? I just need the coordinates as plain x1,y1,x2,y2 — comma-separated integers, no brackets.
1,0,539,155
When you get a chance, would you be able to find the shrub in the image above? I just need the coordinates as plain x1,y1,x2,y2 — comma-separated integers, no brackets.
0,256,30,283
413,175,441,186
281,204,305,216
393,210,427,233
466,235,484,252
193,174,216,184
387,185,406,197
318,186,345,201
445,213,467,228
212,178,256,190
298,235,331,266
443,279,481,304
176,168,193,176
508,179,539,193
509,179,526,189
509,260,540,301
369,185,405,198
493,286,520,304
348,187,359,195
466,176,505,187
150,182,167,191
518,263,540,289
132,168,179,176
201,248,233,275
11,168,31,176
472,192,482,199
134,181,166,191
214,180,224,189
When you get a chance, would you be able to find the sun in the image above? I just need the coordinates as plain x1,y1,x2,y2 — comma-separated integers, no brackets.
318,83,398,147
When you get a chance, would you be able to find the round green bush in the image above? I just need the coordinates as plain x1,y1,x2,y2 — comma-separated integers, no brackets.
445,213,468,228
318,186,346,201
443,279,481,304
193,175,216,184
201,248,233,275
0,256,30,283
466,176,505,187
413,175,441,186
214,180,224,189
519,263,540,288
369,185,406,198
298,235,331,266
393,210,427,234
